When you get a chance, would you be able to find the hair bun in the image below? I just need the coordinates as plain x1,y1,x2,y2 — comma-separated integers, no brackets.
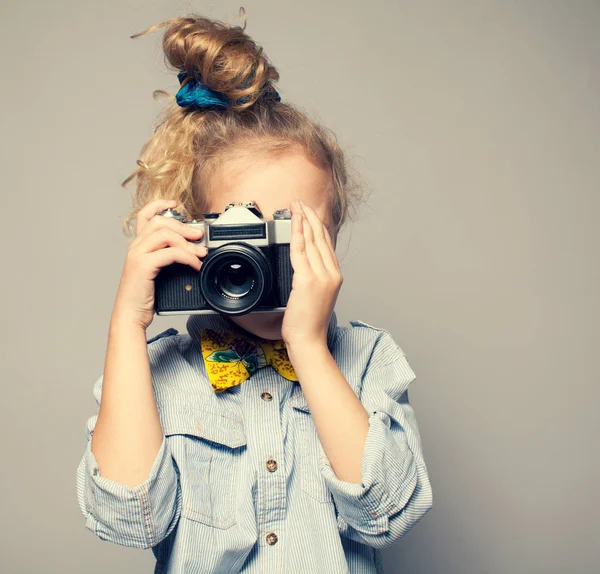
156,10,280,109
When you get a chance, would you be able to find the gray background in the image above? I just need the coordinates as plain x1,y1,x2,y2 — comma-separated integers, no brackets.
1,1,598,573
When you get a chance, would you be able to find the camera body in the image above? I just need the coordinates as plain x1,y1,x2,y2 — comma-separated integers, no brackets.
153,201,293,316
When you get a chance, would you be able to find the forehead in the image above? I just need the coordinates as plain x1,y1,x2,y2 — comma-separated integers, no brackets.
206,150,333,227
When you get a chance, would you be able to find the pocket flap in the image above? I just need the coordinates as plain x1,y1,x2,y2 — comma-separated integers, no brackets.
289,385,311,413
163,406,247,449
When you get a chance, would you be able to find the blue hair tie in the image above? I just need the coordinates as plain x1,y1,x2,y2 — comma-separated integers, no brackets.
176,71,281,109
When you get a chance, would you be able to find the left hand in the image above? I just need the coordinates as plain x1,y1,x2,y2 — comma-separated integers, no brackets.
281,199,343,348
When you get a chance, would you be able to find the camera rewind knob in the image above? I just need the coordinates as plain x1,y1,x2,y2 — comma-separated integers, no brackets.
156,208,187,222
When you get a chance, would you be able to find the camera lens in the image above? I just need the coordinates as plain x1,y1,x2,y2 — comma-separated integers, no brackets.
215,261,254,298
199,243,272,315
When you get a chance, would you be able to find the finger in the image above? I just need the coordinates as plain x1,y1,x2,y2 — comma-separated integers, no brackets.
322,224,341,272
133,226,208,260
288,201,311,276
299,202,338,268
305,204,340,275
131,211,204,249
145,246,203,273
297,201,331,276
135,199,179,236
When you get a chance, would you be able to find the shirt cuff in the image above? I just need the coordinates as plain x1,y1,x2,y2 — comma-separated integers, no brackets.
319,409,418,537
76,435,180,548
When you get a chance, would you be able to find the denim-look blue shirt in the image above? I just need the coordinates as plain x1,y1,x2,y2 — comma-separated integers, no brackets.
76,310,433,573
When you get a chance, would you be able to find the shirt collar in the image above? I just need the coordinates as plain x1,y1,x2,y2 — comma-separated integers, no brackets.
186,309,338,352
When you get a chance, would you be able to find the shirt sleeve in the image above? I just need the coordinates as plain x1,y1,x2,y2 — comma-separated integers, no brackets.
318,327,433,549
76,367,182,548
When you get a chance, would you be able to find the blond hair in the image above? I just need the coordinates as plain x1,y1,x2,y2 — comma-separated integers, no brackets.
121,7,370,238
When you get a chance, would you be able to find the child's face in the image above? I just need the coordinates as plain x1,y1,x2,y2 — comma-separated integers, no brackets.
205,149,336,340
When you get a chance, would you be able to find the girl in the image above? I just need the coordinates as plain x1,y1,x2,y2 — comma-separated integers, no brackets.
76,9,433,573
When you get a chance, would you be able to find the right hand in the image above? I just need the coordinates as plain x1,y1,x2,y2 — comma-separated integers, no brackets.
112,199,207,330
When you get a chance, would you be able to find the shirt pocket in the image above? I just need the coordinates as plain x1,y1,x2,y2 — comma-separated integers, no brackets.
290,398,334,505
165,406,247,530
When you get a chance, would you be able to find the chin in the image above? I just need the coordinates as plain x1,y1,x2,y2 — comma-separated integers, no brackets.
229,311,284,340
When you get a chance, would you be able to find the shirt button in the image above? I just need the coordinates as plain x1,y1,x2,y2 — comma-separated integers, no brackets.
266,532,278,545
266,458,278,472
261,391,273,401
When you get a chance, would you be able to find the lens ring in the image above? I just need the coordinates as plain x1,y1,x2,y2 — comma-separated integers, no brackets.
214,259,255,299
199,243,272,315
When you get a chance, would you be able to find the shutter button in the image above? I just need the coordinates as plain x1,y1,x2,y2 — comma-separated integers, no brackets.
266,458,278,472
266,532,278,545
261,391,273,401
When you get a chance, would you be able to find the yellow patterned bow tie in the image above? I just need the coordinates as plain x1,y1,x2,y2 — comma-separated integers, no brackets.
200,328,298,393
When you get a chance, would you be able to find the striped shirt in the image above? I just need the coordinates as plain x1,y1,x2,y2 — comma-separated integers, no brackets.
76,310,433,573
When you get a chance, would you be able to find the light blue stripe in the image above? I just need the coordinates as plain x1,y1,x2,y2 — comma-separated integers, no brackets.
75,311,433,572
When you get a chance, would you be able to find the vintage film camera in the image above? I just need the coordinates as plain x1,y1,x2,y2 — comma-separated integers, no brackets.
153,201,293,316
